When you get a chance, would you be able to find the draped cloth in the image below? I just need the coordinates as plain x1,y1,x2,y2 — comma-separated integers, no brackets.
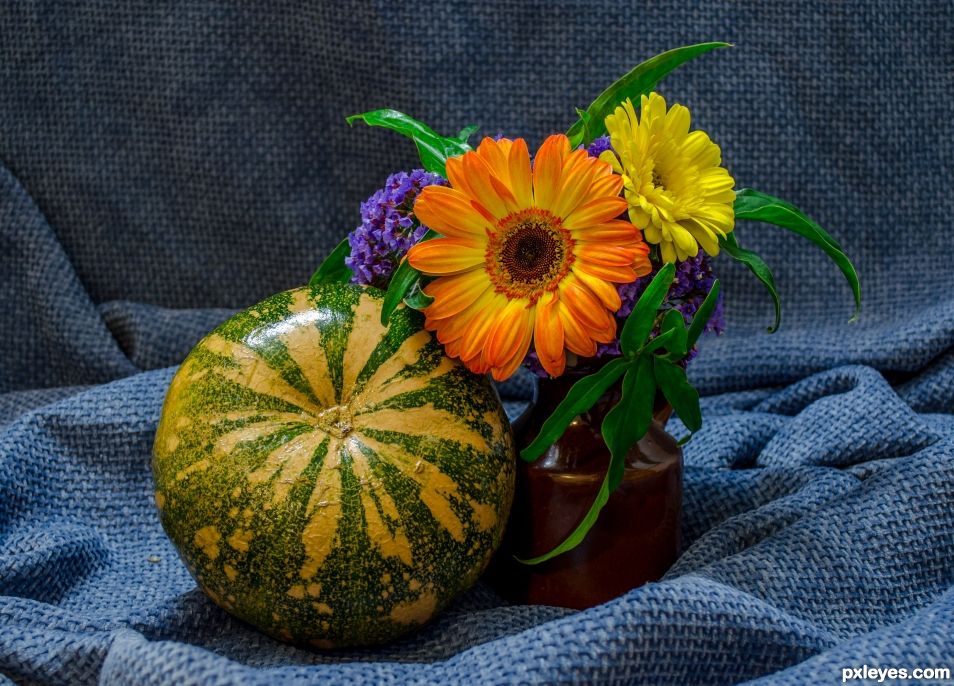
1,2,952,683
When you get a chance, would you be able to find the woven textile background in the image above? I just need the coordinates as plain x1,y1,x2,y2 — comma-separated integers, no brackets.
2,2,953,684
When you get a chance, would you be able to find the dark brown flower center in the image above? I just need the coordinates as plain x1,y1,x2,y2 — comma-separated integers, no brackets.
486,209,574,301
501,222,565,284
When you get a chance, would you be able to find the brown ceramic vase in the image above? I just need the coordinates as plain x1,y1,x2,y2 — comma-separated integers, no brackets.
487,365,683,609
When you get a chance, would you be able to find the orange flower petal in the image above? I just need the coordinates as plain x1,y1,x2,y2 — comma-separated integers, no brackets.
563,196,628,230
457,293,509,361
462,353,491,375
414,186,492,238
576,241,643,267
482,299,523,365
507,138,532,207
422,270,491,319
491,317,534,381
574,258,637,283
476,137,511,185
462,152,512,220
551,151,603,219
571,266,622,311
445,155,478,201
533,293,565,377
532,134,569,212
559,279,617,336
569,219,639,242
557,300,598,357
631,242,653,277
581,172,624,205
493,137,513,157
484,299,534,381
488,174,522,215
428,287,497,344
443,336,463,359
406,238,485,275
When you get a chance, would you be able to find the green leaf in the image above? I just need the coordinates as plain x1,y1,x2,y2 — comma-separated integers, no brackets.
720,233,781,333
456,124,479,143
687,279,721,349
517,460,613,565
654,357,702,433
309,237,352,286
519,356,655,565
403,281,434,310
640,328,677,355
734,188,861,323
574,107,595,145
566,42,731,147
380,229,440,324
619,263,675,355
659,309,688,358
347,109,474,176
519,357,630,463
603,355,656,488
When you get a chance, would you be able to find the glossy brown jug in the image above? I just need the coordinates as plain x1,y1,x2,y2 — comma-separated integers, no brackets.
487,369,682,609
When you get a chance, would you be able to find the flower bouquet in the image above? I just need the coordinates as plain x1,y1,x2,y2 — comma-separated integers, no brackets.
312,40,860,607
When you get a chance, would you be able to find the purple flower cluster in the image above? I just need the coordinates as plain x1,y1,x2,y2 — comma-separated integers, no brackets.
345,169,446,289
586,134,614,159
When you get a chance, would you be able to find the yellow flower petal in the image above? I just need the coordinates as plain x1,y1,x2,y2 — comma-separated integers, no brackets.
605,91,736,261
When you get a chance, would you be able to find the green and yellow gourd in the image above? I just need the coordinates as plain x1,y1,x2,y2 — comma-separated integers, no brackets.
153,283,515,648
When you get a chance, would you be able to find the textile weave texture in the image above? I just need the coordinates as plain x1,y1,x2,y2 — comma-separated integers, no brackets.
1,2,953,684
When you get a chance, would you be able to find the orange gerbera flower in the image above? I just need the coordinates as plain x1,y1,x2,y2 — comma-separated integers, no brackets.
406,134,651,381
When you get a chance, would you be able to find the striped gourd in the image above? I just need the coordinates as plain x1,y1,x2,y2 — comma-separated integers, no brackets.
153,283,515,648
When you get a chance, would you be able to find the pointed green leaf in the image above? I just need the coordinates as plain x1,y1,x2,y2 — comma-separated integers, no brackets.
603,355,656,489
380,229,440,324
519,357,630,462
574,107,595,145
309,237,352,286
519,357,655,565
619,263,675,355
640,328,677,355
654,357,702,433
566,42,731,147
403,281,434,310
687,279,721,349
734,188,861,323
381,261,421,325
720,233,781,333
517,462,613,565
659,309,688,358
456,124,479,143
347,109,474,176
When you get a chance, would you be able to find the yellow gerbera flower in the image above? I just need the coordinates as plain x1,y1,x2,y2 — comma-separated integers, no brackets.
602,92,736,262
406,134,651,381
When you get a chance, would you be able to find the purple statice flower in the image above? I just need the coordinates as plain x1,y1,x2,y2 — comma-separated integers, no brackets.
586,134,614,159
524,253,725,378
345,169,446,289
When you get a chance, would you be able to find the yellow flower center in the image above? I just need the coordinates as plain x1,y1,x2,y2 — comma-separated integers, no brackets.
486,208,575,302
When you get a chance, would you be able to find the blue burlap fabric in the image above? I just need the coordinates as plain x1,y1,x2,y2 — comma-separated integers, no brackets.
2,2,952,684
